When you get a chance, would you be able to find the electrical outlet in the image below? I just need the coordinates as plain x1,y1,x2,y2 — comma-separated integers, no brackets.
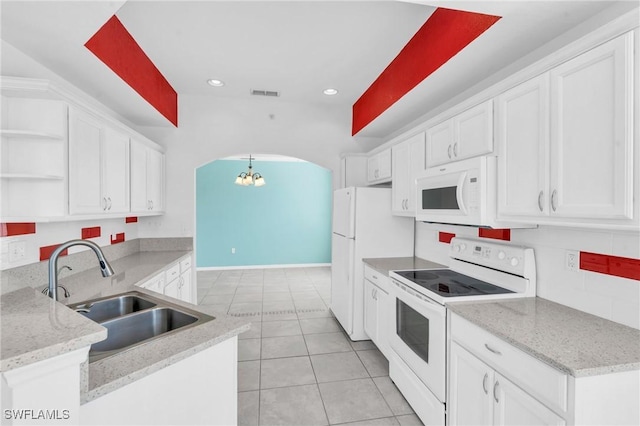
231,248,236,254
565,250,580,271
8,240,26,263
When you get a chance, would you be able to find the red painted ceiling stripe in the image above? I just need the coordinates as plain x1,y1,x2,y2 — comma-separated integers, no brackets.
352,8,500,135
85,15,178,126
1,223,36,237
580,252,640,281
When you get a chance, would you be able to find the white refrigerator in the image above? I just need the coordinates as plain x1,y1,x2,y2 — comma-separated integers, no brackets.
331,187,414,341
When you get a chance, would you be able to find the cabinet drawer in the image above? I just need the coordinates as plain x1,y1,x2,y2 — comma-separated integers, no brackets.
451,314,568,415
165,263,180,282
180,256,192,272
364,265,389,290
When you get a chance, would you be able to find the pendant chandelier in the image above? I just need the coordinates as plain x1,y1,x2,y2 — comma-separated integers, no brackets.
234,155,265,187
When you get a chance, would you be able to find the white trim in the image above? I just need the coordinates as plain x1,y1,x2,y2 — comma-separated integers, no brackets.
197,263,331,271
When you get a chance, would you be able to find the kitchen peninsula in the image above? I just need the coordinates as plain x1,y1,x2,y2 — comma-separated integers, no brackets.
1,239,250,425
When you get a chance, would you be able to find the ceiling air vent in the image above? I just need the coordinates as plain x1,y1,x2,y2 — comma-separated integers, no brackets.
251,89,280,97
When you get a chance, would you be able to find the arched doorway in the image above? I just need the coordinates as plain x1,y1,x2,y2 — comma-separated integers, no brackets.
195,154,333,269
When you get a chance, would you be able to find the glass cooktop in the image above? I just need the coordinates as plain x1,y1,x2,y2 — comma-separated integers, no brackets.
394,269,513,298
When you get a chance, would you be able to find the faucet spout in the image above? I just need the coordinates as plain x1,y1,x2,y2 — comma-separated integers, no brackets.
47,239,115,301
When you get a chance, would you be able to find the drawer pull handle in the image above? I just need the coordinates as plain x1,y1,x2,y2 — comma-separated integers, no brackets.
482,373,489,394
372,275,378,279
493,380,500,403
484,343,502,355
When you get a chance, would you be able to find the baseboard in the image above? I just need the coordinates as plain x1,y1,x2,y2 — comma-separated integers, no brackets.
197,263,331,271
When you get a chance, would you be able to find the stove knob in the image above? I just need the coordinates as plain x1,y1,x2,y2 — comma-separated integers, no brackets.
453,245,461,252
510,257,519,267
498,251,506,260
460,243,467,251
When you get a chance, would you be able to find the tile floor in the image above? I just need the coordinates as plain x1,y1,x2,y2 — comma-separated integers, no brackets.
196,267,424,426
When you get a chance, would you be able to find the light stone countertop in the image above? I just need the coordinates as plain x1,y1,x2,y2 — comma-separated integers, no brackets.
448,297,640,377
1,249,250,403
0,287,107,371
362,256,447,276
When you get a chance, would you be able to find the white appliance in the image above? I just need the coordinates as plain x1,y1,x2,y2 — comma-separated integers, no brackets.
331,187,414,341
388,237,536,425
416,156,499,227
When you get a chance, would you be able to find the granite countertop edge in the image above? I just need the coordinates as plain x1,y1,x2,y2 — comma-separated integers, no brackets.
448,299,640,378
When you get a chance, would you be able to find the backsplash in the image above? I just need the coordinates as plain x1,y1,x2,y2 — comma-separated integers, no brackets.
415,223,640,330
1,217,140,270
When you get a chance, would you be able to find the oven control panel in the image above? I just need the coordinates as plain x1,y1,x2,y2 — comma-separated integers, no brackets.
449,237,535,278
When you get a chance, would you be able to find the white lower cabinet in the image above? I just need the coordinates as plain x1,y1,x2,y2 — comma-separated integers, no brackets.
81,337,238,426
363,266,391,358
449,341,565,426
449,313,640,426
136,255,195,304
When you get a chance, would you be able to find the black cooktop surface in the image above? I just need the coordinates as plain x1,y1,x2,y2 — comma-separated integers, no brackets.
394,269,513,297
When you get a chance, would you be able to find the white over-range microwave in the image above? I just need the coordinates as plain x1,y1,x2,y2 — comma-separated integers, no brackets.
415,156,503,228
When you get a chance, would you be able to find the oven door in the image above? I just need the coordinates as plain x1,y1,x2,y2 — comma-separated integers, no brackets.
389,279,447,403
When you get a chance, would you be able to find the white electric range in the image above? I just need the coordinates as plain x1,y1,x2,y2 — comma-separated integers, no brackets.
387,237,536,426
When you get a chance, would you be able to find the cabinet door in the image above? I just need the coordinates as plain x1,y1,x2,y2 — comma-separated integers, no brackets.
406,133,426,213
549,33,633,219
455,100,493,161
377,149,392,180
363,279,378,342
367,155,379,182
426,119,454,167
493,373,565,426
392,142,409,214
449,342,493,426
147,148,164,212
179,271,193,303
69,109,103,214
164,278,179,299
102,127,130,213
130,140,148,212
497,75,550,218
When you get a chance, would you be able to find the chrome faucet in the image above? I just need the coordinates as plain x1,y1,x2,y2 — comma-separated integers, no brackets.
47,240,114,301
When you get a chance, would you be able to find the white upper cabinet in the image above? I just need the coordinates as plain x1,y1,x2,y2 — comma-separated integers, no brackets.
498,32,635,228
549,32,634,221
497,74,550,218
131,138,165,214
392,132,426,216
102,127,130,213
426,100,493,168
69,108,130,215
68,109,103,214
367,148,392,184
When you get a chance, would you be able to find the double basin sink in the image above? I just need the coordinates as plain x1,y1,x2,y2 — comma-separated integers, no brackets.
68,291,214,362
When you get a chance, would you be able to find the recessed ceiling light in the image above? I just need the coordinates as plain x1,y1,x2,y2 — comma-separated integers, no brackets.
323,88,338,96
207,79,225,87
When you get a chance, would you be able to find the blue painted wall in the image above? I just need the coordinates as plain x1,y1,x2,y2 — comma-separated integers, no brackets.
196,159,332,267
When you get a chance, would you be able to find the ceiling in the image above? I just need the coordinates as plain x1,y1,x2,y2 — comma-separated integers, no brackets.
0,1,632,139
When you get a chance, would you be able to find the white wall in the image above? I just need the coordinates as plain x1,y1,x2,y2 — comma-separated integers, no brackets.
136,94,368,238
415,223,640,329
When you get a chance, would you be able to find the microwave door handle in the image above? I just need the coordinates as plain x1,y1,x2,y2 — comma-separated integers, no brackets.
456,172,468,214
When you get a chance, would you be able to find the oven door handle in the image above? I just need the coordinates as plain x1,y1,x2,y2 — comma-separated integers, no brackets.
456,171,468,215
